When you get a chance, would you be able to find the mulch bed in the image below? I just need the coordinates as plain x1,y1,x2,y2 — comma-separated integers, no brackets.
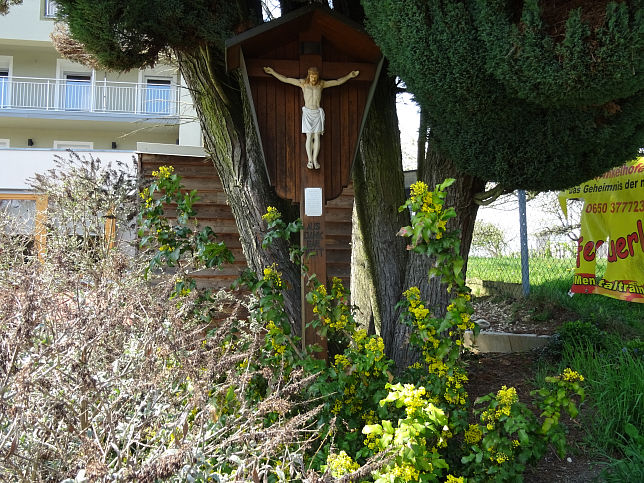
464,337,604,481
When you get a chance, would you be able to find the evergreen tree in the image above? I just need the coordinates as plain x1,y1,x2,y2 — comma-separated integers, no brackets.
363,0,644,191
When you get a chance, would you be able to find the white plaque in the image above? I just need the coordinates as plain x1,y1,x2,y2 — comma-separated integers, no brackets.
304,187,323,217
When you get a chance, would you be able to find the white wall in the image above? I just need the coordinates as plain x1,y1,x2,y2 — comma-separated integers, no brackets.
0,148,137,190
0,1,55,44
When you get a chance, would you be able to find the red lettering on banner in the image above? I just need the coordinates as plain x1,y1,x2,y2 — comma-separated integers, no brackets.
583,240,596,262
608,239,617,262
616,237,628,259
626,232,639,258
577,220,644,266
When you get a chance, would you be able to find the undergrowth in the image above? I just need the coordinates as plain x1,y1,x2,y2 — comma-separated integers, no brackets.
0,160,592,481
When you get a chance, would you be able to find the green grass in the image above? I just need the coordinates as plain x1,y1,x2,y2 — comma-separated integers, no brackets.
468,255,606,285
534,334,644,481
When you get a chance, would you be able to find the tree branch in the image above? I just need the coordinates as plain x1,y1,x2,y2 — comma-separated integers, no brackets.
473,184,506,206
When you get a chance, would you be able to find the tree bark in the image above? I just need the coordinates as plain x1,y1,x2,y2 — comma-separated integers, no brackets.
178,47,302,333
390,145,486,370
353,69,410,354
350,202,377,334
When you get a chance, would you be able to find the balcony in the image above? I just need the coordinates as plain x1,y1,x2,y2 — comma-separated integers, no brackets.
0,76,181,120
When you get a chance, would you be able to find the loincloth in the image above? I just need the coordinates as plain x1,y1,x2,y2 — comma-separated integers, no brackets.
302,107,325,134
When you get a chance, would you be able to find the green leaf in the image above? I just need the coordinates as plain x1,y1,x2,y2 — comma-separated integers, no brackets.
624,423,640,440
362,424,383,435
438,178,456,190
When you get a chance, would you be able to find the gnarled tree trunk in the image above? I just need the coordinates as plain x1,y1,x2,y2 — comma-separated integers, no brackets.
178,48,302,332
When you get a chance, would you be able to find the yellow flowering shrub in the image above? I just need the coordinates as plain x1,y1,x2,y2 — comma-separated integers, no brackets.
325,450,359,478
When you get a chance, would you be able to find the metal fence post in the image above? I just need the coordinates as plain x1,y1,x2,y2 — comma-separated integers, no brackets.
518,190,530,296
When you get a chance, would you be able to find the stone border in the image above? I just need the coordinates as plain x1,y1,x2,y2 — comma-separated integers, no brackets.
464,330,550,353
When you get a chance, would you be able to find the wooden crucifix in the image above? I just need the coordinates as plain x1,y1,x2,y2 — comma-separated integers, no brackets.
263,66,360,170
225,5,383,357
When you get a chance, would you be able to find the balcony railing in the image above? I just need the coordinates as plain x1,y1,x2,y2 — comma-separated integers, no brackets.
0,76,180,117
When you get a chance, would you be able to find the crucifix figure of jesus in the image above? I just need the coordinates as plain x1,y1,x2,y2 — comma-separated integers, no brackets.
263,66,359,170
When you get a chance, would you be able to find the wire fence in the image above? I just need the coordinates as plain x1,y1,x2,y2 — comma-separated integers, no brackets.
467,191,589,295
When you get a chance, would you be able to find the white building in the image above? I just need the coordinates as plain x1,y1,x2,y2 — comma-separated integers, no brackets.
0,0,204,248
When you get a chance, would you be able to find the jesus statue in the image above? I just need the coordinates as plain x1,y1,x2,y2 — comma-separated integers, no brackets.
263,66,359,170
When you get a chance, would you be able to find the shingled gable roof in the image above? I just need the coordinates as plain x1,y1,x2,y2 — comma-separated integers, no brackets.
225,5,381,72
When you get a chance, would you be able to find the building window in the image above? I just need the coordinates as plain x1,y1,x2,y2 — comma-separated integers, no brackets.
144,78,173,114
0,71,8,108
64,74,91,111
44,0,58,18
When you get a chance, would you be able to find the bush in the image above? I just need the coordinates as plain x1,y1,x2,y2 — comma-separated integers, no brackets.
556,320,605,350
0,168,588,481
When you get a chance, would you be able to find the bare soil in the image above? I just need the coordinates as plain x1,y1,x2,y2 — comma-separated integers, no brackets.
467,296,604,482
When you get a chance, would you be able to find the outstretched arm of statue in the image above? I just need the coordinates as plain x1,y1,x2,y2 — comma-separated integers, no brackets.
322,70,359,88
263,66,302,87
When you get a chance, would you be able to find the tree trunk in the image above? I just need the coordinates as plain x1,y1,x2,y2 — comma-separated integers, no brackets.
178,47,302,333
390,145,486,370
350,202,377,334
353,69,410,353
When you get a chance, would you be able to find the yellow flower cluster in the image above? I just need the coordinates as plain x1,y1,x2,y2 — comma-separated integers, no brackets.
446,475,465,483
266,320,286,354
334,354,350,369
364,431,378,450
410,180,429,198
262,206,281,223
398,384,428,417
444,369,468,405
152,165,174,179
326,313,350,330
409,181,441,214
362,409,377,424
331,276,345,295
272,343,286,354
496,385,518,406
344,384,357,396
331,400,343,415
561,368,584,382
326,450,359,478
464,424,482,444
403,286,421,300
389,463,420,482
481,385,518,429
365,337,385,361
140,188,154,209
495,452,510,464
425,355,449,377
353,329,367,345
263,263,283,289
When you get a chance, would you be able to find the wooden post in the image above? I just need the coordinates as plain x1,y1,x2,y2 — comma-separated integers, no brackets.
300,170,328,358
298,30,329,359
35,195,48,261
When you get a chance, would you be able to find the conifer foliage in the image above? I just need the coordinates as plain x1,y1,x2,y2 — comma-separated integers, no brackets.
363,0,644,190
